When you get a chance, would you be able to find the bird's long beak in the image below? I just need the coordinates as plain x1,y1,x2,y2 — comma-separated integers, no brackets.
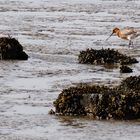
106,32,114,41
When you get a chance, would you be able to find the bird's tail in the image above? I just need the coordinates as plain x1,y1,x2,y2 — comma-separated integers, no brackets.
136,33,140,37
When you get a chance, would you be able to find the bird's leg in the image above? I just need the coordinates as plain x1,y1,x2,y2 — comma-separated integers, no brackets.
131,41,134,48
0,47,2,60
128,40,132,48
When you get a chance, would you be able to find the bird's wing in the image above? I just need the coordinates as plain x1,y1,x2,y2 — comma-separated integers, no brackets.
121,28,137,35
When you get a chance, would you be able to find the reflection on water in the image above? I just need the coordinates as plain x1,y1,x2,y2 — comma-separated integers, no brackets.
0,0,140,140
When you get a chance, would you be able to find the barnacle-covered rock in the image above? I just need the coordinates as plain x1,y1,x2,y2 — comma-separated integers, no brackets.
54,76,140,120
78,48,138,65
120,76,140,91
0,37,28,60
120,65,133,73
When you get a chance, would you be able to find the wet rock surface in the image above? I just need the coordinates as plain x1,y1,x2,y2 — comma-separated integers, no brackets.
0,37,28,60
78,48,138,65
54,76,140,120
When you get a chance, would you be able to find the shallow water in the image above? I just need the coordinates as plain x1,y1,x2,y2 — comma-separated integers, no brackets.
0,0,140,140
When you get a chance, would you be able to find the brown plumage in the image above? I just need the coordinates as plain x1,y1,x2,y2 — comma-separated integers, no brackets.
106,27,140,47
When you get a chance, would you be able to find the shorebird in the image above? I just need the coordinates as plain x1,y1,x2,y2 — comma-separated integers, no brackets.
106,27,140,47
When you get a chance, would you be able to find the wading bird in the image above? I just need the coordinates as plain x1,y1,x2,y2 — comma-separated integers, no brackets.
106,27,140,47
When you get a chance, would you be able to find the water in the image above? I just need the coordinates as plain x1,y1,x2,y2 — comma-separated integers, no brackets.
0,0,140,139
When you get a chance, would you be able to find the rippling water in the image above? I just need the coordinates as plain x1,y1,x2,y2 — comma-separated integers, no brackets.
0,0,140,140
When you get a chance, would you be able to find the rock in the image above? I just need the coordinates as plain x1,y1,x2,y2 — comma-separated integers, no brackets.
48,109,55,115
0,37,28,60
78,48,138,65
53,76,140,120
120,65,133,73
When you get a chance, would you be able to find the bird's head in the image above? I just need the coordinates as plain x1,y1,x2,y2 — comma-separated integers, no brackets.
106,27,120,41
112,27,120,33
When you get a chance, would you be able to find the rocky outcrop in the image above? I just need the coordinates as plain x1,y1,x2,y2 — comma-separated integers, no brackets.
0,37,28,60
54,76,140,120
78,48,138,65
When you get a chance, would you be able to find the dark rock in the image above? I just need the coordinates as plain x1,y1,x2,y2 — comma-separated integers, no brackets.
0,37,28,60
48,109,55,115
120,65,133,73
53,76,140,120
78,48,138,65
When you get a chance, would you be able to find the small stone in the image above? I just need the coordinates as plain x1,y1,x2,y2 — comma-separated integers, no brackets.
120,65,133,73
48,109,55,115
